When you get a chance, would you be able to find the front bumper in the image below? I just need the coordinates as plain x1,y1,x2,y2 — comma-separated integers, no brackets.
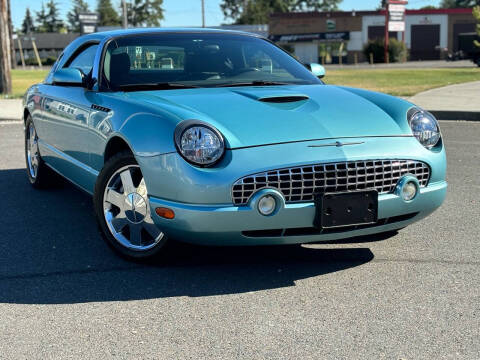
148,180,447,246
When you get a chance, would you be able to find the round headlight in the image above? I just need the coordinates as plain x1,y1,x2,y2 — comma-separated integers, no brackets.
408,110,441,149
175,121,225,166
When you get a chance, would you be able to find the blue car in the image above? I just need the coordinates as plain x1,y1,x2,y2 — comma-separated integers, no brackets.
23,28,447,260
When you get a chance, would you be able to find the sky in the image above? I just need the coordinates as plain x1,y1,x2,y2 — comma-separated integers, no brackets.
12,0,443,30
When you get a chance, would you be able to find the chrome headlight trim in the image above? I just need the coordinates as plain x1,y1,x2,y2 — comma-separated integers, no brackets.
174,120,225,167
407,108,441,149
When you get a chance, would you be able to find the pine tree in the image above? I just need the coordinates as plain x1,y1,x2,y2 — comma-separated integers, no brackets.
45,0,64,32
97,0,121,26
21,7,35,34
67,0,90,32
35,2,49,33
127,0,164,27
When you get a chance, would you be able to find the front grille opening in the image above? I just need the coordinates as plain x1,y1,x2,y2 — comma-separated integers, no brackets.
241,212,419,238
232,160,430,206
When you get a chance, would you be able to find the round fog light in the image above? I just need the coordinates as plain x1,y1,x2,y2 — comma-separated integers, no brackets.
402,181,418,201
258,195,276,216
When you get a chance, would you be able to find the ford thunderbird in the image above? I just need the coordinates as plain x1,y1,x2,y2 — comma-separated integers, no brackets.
23,29,447,260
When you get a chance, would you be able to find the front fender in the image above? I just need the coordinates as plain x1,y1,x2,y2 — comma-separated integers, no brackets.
118,112,178,156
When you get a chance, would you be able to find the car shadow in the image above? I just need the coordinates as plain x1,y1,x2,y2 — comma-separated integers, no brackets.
0,168,376,305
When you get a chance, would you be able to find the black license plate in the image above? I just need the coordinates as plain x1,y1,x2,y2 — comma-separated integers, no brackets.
314,191,378,229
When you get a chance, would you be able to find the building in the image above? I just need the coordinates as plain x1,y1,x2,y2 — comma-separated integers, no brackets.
269,8,475,64
14,33,80,64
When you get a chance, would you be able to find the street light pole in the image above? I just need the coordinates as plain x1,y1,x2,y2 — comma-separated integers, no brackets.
201,0,205,28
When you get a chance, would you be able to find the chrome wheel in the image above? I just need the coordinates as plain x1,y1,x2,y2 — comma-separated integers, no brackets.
102,165,164,251
26,122,39,179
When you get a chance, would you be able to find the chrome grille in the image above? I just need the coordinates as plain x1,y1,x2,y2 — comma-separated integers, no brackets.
232,159,430,206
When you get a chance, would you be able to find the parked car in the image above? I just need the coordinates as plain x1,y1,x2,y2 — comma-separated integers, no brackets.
23,28,447,260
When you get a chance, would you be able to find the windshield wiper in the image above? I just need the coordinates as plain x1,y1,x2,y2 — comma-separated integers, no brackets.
118,82,199,91
213,80,290,88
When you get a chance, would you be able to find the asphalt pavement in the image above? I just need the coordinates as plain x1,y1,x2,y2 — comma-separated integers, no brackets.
0,121,479,359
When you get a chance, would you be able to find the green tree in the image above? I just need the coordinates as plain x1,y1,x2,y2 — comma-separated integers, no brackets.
35,3,49,33
292,0,341,11
474,6,480,47
221,0,342,24
21,8,35,34
127,0,164,27
67,0,90,32
45,0,64,32
440,0,480,7
97,0,121,26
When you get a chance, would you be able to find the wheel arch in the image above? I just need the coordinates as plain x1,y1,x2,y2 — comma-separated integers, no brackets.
103,135,135,163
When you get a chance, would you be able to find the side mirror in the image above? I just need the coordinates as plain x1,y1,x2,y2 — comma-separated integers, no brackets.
52,68,85,87
305,63,326,79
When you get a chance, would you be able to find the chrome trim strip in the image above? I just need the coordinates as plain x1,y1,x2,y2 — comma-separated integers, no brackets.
308,141,365,148
228,135,413,150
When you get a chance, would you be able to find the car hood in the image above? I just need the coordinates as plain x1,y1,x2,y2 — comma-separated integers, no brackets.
122,85,414,149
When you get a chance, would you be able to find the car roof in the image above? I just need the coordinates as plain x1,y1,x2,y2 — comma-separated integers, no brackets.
82,27,262,41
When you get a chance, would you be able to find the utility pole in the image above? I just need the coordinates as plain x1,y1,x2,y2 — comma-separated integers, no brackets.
0,0,12,95
122,0,128,29
384,1,389,64
7,0,14,69
201,0,205,28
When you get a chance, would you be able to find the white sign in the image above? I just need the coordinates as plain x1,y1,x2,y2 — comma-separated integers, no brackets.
79,13,99,23
389,22,405,31
82,25,96,34
388,3,406,32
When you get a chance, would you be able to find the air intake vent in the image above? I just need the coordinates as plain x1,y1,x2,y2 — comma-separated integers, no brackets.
259,95,309,103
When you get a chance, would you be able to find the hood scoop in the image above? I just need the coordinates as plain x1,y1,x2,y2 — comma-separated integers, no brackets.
258,95,310,103
232,89,310,104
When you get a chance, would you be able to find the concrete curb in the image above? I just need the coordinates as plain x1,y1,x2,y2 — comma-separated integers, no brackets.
428,110,480,121
0,118,22,122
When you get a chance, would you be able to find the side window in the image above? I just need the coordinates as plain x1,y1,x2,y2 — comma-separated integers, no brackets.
66,44,99,75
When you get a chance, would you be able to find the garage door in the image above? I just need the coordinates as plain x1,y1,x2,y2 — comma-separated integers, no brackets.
453,23,476,51
410,24,440,60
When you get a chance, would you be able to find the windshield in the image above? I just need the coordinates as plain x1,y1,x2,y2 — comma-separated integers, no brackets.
102,32,322,90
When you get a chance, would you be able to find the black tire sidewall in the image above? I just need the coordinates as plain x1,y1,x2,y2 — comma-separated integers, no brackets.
24,115,51,187
93,151,168,261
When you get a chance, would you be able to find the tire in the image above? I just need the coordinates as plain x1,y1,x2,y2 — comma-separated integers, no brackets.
25,115,61,188
93,150,169,261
